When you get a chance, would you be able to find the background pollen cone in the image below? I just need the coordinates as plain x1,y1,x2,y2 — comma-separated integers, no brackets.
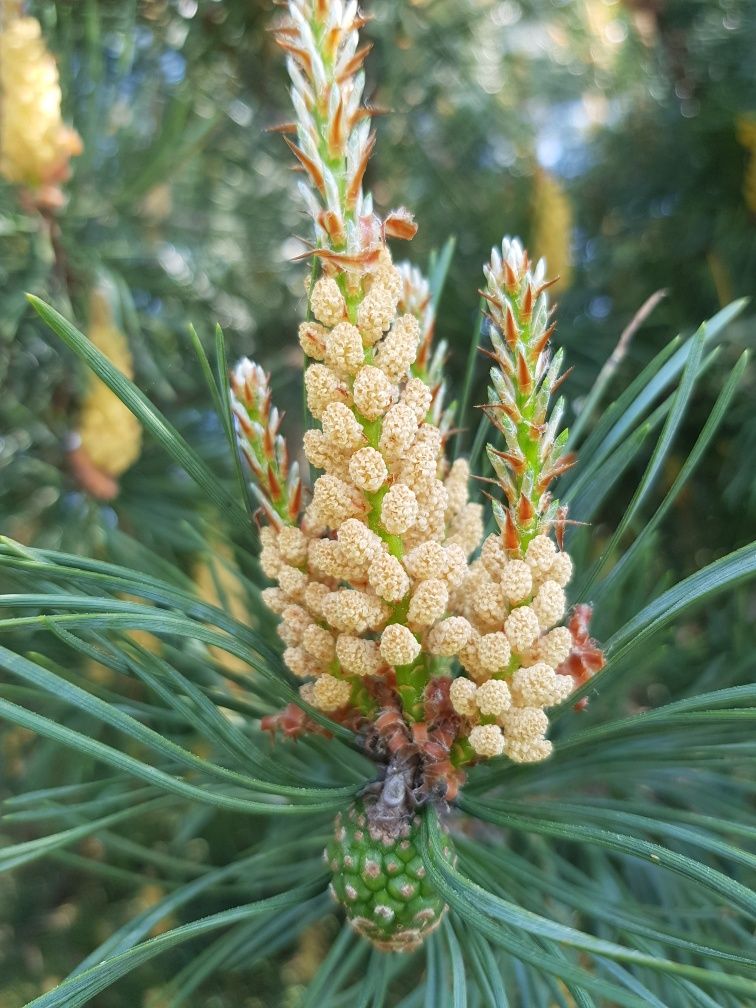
531,166,574,296
0,2,81,206
71,286,142,499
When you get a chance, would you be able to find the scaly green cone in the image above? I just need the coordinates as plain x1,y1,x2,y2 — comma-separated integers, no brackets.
326,796,454,952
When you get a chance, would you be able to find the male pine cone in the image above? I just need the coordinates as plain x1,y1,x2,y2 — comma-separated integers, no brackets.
70,288,142,499
0,6,81,204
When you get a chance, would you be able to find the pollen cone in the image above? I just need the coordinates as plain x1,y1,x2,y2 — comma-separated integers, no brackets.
72,287,142,499
531,167,573,295
193,541,250,678
0,6,82,205
736,115,756,215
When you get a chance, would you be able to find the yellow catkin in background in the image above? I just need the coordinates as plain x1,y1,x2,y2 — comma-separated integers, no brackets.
193,540,251,678
282,921,331,994
706,250,734,308
0,2,81,199
130,883,175,937
75,288,142,486
736,115,756,215
532,166,573,295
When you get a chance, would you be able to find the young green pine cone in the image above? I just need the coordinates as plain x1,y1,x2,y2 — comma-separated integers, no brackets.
326,795,454,952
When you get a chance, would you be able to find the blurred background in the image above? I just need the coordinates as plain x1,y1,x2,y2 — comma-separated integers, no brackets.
1,0,755,1004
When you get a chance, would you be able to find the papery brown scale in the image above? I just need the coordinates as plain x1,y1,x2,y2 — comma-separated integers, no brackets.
375,707,407,736
477,346,501,367
522,284,534,321
430,723,459,753
336,43,373,84
537,454,577,492
503,508,520,550
345,132,376,211
243,450,264,481
532,320,557,358
496,474,520,502
428,724,456,752
480,336,513,374
421,745,450,772
489,447,526,474
442,774,463,802
262,500,283,529
261,703,332,741
528,420,546,439
234,412,254,436
478,289,503,310
475,470,510,489
424,677,453,720
505,305,520,348
550,366,574,396
537,490,553,517
289,480,303,521
263,425,275,458
568,604,594,644
484,401,520,423
555,603,606,699
503,261,519,289
539,434,555,464
283,138,326,195
266,122,298,135
350,104,387,128
411,722,429,745
388,731,412,759
323,26,342,60
517,493,535,523
441,427,466,444
292,246,382,273
328,94,347,158
359,213,382,249
384,208,418,241
339,708,368,733
364,672,396,705
267,467,282,501
423,761,464,802
415,329,436,370
534,352,551,387
276,39,313,77
272,25,298,41
516,350,533,393
315,85,331,122
320,209,346,246
534,276,560,298
555,505,568,550
495,354,516,378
